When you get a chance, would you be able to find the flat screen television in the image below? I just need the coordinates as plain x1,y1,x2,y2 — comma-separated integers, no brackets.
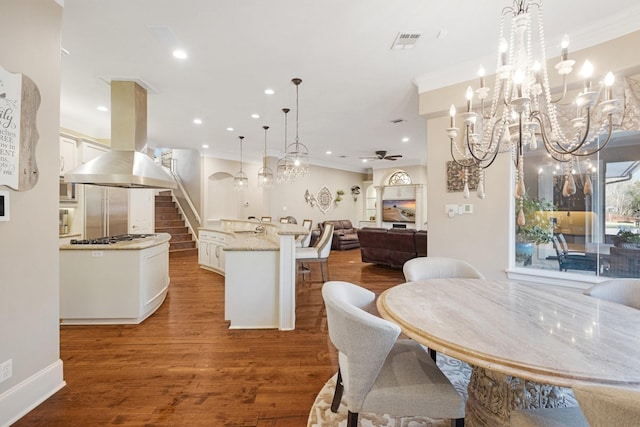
382,199,416,223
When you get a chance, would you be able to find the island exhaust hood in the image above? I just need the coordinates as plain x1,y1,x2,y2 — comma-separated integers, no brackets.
64,81,176,189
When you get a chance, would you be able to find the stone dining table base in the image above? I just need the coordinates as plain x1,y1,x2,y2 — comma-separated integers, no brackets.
465,366,576,426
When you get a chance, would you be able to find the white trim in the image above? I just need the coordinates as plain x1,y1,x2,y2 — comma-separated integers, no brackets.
506,267,605,291
0,359,65,427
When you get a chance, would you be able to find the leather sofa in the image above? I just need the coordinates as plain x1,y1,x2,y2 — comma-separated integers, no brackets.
319,220,360,250
357,227,427,268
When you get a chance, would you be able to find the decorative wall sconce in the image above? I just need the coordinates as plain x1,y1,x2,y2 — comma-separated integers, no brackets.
351,185,361,201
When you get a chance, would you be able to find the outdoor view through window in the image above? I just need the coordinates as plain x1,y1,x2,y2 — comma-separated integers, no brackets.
516,132,640,279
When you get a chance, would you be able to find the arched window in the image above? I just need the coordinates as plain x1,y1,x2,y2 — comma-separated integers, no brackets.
388,170,412,185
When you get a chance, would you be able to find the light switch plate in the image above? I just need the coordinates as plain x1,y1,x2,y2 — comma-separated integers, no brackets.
0,190,9,221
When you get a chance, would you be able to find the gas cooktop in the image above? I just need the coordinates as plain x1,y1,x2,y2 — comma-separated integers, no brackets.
69,234,156,245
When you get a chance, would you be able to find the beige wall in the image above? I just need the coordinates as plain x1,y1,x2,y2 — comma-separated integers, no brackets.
0,1,65,425
420,30,640,280
201,155,367,227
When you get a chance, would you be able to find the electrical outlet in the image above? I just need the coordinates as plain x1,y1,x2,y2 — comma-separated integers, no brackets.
0,359,12,383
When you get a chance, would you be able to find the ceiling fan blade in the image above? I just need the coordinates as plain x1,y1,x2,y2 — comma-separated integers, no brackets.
385,154,403,160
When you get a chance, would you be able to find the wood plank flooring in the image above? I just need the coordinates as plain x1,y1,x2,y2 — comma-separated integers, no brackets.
15,249,405,427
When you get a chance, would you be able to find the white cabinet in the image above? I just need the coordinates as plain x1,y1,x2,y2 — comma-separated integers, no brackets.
198,230,230,274
79,140,109,164
128,189,154,234
60,136,77,176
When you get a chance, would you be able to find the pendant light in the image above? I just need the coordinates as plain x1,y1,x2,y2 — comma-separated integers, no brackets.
285,78,310,178
257,126,273,189
276,108,294,183
233,136,248,191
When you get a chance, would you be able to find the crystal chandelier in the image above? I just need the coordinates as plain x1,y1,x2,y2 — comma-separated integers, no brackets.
276,108,295,183
233,135,248,191
446,0,619,224
257,125,274,189
285,77,310,179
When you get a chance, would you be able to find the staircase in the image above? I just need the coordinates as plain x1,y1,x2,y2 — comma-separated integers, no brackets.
155,190,197,257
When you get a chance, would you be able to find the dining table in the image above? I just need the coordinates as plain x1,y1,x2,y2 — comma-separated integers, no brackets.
376,278,640,427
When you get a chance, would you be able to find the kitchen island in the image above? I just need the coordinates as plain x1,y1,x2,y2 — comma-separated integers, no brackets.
199,220,308,330
60,233,171,325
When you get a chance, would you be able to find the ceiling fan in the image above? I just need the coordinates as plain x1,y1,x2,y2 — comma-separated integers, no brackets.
360,150,403,161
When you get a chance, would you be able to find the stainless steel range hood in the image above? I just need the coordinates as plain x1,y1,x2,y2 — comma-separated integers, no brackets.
64,81,176,189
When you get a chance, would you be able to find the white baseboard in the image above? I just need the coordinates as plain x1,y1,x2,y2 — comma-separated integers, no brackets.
0,359,66,427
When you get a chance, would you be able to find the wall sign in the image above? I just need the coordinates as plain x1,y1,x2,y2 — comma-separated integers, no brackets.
0,66,40,191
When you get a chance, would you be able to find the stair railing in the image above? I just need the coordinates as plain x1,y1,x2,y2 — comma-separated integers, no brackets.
160,155,201,243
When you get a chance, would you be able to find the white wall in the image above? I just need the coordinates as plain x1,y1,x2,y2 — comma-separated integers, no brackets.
172,149,201,213
0,1,65,425
201,155,367,227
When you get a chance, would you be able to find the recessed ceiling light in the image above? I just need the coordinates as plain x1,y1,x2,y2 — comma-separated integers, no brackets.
402,137,409,142
326,151,332,155
97,105,108,112
172,49,188,59
202,144,209,149
264,89,275,95
193,118,202,125
226,127,235,132
362,159,368,163
251,113,260,119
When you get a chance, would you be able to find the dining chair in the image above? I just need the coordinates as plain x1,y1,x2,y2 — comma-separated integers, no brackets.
279,217,289,224
583,278,640,309
260,216,272,223
551,235,597,273
322,281,465,427
402,256,484,361
403,256,485,282
295,219,313,248
510,383,640,427
296,223,333,282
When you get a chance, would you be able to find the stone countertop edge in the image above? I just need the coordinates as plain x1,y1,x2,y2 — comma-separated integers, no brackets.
59,233,172,250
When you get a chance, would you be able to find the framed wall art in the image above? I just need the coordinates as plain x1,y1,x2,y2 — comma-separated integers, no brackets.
446,160,480,192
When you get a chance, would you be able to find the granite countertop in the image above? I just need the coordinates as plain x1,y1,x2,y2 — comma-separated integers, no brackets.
60,233,171,251
200,220,308,252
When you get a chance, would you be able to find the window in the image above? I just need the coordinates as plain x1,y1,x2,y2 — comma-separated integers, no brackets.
516,132,640,279
388,170,411,185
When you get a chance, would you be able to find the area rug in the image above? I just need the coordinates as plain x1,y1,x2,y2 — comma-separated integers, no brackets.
307,354,472,427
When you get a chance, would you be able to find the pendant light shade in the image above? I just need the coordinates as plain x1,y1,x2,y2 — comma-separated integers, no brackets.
276,108,295,183
233,136,248,191
285,78,310,179
258,125,274,189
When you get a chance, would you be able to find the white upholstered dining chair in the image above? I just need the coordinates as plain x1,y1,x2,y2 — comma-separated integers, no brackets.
403,256,485,282
322,281,465,427
296,223,333,281
583,278,640,310
403,256,484,362
295,219,313,248
510,383,640,426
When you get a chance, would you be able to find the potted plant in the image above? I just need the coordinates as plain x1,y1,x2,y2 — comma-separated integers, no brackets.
515,195,555,266
613,230,640,248
335,189,345,203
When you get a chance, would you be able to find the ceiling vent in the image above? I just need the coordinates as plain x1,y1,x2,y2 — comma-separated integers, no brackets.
390,118,406,124
391,33,421,50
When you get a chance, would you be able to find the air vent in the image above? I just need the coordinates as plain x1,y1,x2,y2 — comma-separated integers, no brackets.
391,33,421,50
390,118,406,124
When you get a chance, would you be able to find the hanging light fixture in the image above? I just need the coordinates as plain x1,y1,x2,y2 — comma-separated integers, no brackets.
258,125,274,189
446,0,619,224
233,135,248,191
276,108,295,183
285,77,310,179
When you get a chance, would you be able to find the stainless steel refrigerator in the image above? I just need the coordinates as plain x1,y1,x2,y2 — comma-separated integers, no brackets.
84,185,129,238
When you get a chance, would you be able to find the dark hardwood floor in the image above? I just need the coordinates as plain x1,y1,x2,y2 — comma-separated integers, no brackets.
15,249,405,426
